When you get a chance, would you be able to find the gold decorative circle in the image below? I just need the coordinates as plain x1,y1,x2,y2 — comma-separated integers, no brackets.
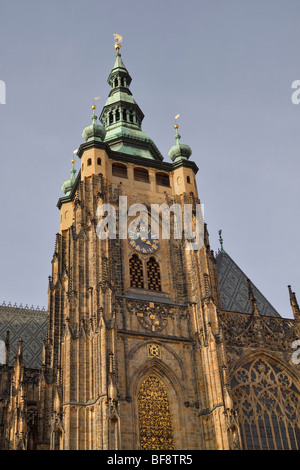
147,344,161,359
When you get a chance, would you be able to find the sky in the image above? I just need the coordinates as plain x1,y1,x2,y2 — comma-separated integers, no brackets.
0,0,299,318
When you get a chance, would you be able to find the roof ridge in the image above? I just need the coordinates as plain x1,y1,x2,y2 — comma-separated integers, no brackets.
0,301,47,312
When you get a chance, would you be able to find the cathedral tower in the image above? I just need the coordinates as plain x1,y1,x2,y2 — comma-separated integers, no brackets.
38,39,239,450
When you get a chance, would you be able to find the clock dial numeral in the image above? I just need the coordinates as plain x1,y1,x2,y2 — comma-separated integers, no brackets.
128,225,159,253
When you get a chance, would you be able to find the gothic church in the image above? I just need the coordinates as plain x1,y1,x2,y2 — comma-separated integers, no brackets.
0,41,299,451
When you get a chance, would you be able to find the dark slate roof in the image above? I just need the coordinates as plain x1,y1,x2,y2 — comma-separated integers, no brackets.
0,302,48,368
216,251,280,318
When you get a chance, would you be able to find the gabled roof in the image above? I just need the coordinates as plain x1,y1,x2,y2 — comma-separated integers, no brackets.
216,250,280,318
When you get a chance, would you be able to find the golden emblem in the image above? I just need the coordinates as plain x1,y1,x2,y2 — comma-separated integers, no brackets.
114,33,123,50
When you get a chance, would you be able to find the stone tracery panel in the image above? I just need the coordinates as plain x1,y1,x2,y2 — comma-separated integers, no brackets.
231,358,300,450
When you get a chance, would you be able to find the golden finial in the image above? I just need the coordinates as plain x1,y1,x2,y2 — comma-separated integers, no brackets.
174,114,180,130
114,33,123,50
92,96,100,111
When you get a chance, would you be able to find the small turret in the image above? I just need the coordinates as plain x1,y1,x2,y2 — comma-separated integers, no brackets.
218,230,226,254
61,159,77,196
288,285,300,319
168,118,192,163
82,101,106,143
247,278,260,317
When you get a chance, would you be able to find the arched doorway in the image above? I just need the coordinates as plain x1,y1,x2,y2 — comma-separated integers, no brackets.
138,375,175,450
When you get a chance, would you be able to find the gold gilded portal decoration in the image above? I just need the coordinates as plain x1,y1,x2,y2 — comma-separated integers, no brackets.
138,375,175,450
147,344,161,359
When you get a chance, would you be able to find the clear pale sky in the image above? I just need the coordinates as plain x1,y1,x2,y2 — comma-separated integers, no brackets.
0,0,299,317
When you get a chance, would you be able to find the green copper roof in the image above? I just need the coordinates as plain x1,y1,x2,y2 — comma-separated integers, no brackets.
168,128,192,163
99,50,163,161
82,112,105,143
61,160,77,196
110,51,131,78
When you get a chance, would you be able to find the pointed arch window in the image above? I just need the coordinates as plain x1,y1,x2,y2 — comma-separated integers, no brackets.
129,254,144,288
138,375,175,450
147,257,161,291
231,358,300,450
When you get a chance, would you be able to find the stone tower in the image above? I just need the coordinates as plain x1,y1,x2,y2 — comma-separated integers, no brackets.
37,41,239,450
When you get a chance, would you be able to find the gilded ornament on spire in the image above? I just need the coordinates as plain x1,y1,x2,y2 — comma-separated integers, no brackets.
92,96,100,111
114,33,123,50
168,113,192,162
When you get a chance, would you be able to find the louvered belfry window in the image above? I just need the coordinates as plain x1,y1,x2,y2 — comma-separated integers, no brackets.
129,254,144,288
147,257,161,291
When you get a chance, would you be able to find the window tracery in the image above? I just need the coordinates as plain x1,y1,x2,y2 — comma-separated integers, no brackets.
231,358,300,450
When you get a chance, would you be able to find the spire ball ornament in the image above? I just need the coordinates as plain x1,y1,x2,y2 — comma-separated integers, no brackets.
168,113,192,162
92,96,100,111
114,33,123,50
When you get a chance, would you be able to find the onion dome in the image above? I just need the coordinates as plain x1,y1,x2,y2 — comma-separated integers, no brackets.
61,159,76,196
82,108,106,143
168,124,192,163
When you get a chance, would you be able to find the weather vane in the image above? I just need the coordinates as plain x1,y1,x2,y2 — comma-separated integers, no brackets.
92,96,100,111
174,114,180,131
174,114,180,133
114,34,123,51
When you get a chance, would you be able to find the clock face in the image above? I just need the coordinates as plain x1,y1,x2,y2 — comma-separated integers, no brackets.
128,224,159,254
